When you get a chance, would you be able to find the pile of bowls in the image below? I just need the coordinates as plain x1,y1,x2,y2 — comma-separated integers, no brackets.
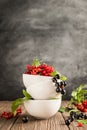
23,74,62,119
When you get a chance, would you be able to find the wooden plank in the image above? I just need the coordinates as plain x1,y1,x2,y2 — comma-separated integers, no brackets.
0,101,12,112
2,101,87,130
0,101,18,130
11,105,69,130
11,113,69,130
61,101,87,130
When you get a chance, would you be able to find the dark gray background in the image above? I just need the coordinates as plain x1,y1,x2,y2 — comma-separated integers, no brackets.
0,0,87,100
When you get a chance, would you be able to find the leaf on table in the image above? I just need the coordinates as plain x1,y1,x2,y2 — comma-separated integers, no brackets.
11,97,28,115
77,119,87,124
58,107,66,113
12,90,32,115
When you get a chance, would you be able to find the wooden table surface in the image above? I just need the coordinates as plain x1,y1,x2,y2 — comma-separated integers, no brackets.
0,101,87,130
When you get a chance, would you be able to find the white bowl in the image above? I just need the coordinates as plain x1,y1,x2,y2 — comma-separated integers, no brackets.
23,74,61,99
24,95,61,119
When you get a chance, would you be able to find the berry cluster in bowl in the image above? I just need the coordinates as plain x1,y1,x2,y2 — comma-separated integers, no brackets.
25,64,54,76
24,58,67,79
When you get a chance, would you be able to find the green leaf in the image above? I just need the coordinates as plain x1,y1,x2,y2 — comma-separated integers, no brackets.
50,71,67,81
65,107,75,112
71,91,77,97
81,90,87,94
11,97,28,115
50,71,60,77
77,119,87,124
71,84,86,98
60,75,67,81
70,84,87,105
23,89,32,99
76,84,86,93
12,90,32,115
58,107,66,113
69,109,78,113
32,58,40,67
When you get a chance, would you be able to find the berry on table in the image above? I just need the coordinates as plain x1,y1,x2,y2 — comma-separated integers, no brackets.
77,122,83,127
82,100,87,108
76,103,84,112
79,112,84,118
70,111,76,116
16,107,22,115
83,108,87,112
84,114,87,119
1,111,14,119
65,119,71,126
70,115,75,121
22,116,29,123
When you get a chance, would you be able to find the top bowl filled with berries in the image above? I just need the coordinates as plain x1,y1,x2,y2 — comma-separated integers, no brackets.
23,59,67,99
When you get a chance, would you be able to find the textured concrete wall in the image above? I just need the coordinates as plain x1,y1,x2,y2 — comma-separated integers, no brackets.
0,0,87,100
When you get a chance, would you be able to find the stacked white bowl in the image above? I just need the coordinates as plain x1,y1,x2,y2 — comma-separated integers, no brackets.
23,74,62,119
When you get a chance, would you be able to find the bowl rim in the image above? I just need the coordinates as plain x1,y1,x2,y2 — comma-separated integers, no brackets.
24,95,62,102
23,73,53,78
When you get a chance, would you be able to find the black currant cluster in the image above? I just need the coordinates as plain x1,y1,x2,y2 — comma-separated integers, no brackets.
52,74,66,95
65,111,87,126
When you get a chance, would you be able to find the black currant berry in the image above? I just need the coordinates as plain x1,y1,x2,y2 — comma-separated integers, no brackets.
56,87,61,93
75,114,80,119
58,81,61,86
84,114,87,119
52,77,57,83
60,81,63,86
22,116,29,123
70,111,76,116
55,82,59,87
64,81,67,86
61,89,66,95
78,112,84,119
65,119,71,126
69,116,74,122
70,116,74,122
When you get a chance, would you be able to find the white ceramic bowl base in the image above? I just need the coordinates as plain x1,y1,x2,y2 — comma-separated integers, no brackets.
23,74,61,99
24,96,61,119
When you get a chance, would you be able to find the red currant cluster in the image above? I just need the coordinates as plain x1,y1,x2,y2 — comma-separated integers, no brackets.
1,112,14,119
52,74,66,95
24,64,54,76
0,107,22,119
75,100,87,112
